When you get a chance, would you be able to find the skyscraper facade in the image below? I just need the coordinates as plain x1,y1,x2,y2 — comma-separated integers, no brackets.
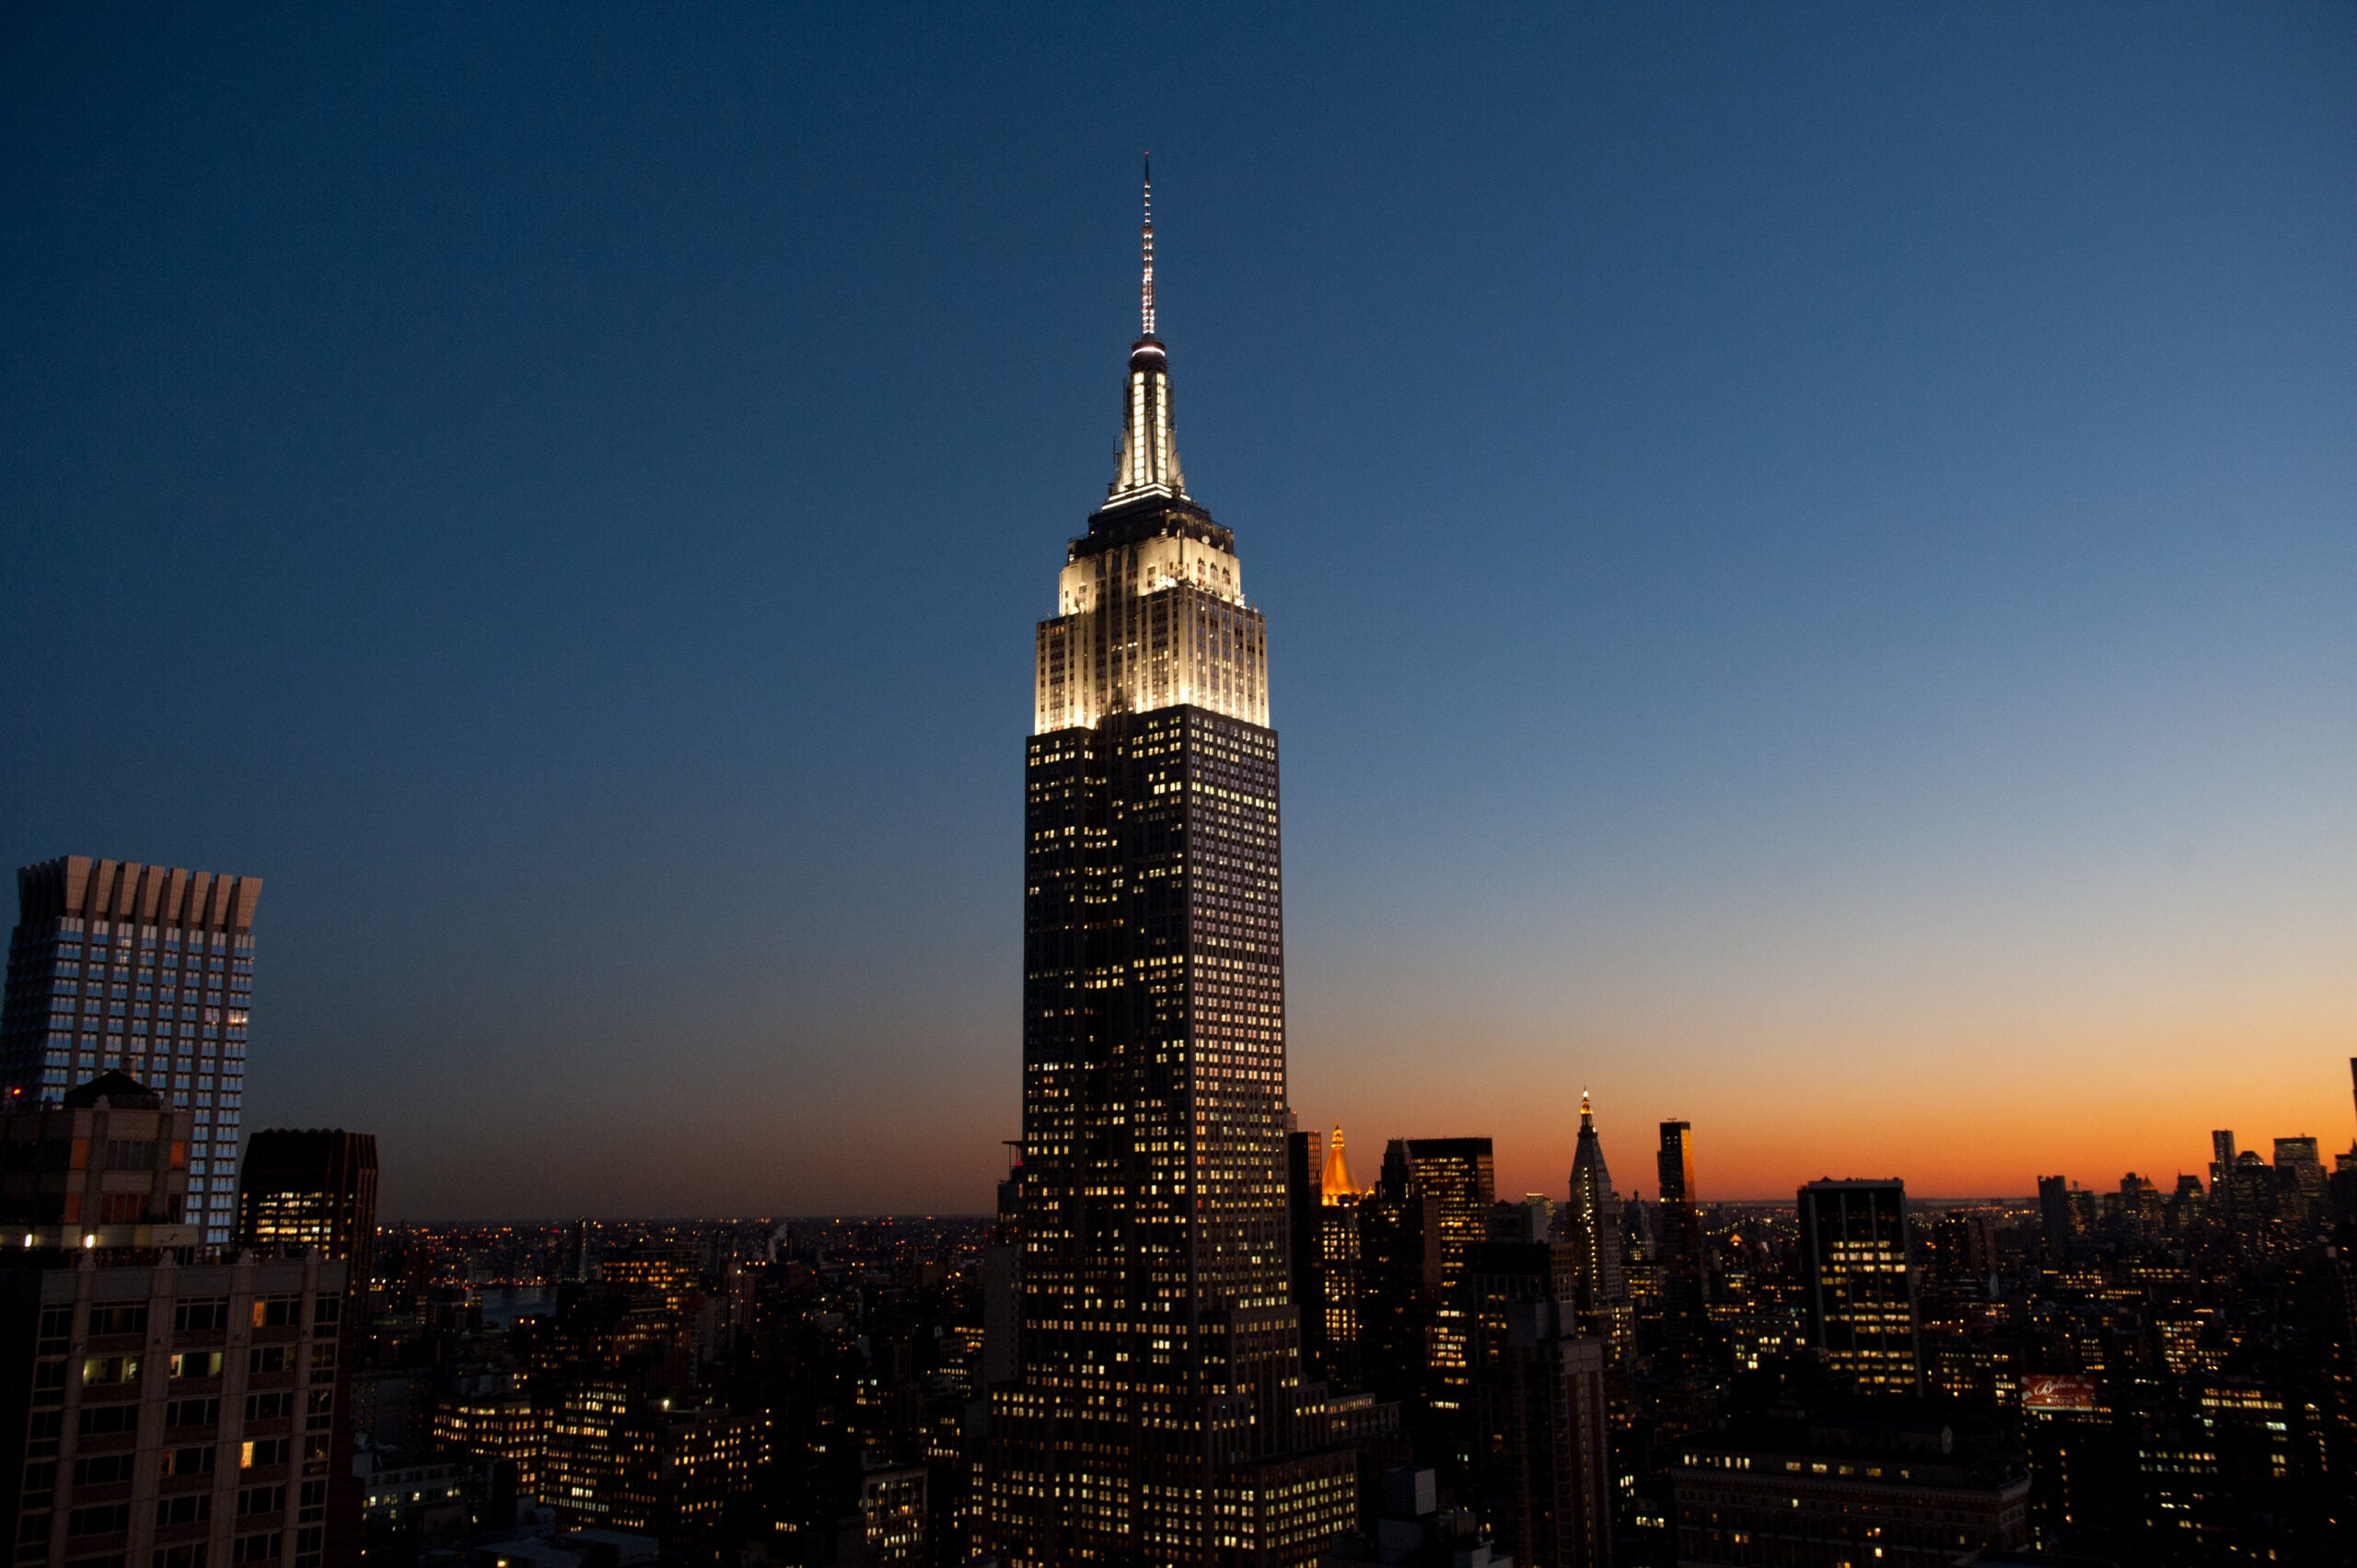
1797,1179,1922,1394
0,856,259,1246
1563,1091,1632,1369
985,168,1354,1566
0,1253,351,1568
1398,1137,1497,1432
1286,1123,1367,1390
236,1127,381,1564
1314,1131,1366,1391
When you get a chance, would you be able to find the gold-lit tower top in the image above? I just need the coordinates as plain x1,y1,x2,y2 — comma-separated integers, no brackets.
1320,1121,1362,1203
1034,166,1266,734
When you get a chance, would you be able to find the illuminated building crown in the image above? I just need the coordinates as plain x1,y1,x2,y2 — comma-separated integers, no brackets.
1033,163,1269,735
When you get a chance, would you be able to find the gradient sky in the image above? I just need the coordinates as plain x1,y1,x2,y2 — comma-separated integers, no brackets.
4,6,2351,1218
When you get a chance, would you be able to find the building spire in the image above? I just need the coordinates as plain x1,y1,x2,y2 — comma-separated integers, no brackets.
1581,1087,1594,1131
1108,157,1185,502
1321,1121,1359,1203
1140,152,1155,339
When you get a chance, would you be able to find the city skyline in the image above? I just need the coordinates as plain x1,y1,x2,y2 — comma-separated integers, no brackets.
3,6,2351,1219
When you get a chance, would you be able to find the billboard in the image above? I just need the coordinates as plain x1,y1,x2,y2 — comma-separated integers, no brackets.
2021,1373,2099,1411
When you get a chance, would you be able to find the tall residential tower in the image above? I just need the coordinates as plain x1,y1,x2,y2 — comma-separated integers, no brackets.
985,166,1355,1567
0,856,258,1247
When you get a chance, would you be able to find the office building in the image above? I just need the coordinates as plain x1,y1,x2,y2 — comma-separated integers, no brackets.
1397,1138,1497,1425
0,1246,349,1568
236,1129,380,1283
236,1127,379,1563
1320,1127,1367,1356
541,1383,767,1537
985,167,1355,1565
1,855,260,1247
435,1388,544,1504
1922,1208,1995,1307
2166,1172,2208,1233
1798,1179,1922,1394
601,1238,703,1319
355,1449,470,1535
1672,1405,2030,1566
2275,1136,2327,1210
861,1460,929,1563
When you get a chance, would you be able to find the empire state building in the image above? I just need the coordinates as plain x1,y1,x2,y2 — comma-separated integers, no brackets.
986,168,1358,1565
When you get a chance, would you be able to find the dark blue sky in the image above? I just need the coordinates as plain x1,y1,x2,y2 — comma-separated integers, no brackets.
5,6,2351,1215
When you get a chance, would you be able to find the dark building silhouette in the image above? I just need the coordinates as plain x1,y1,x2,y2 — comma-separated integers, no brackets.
984,166,1355,1565
2038,1173,2074,1249
1398,1138,1497,1434
1325,1466,1509,1565
2,855,261,1246
1923,1208,1996,1308
1358,1147,1445,1417
1654,1120,1712,1371
1672,1397,2030,1565
237,1128,379,1282
1468,1240,1614,1567
1291,1126,1328,1374
1798,1179,1922,1394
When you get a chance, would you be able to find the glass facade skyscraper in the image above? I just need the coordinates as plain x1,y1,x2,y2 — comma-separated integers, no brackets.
985,168,1355,1566
0,855,258,1246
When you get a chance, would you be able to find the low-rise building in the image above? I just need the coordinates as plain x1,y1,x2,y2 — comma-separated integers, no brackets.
1672,1403,2030,1567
